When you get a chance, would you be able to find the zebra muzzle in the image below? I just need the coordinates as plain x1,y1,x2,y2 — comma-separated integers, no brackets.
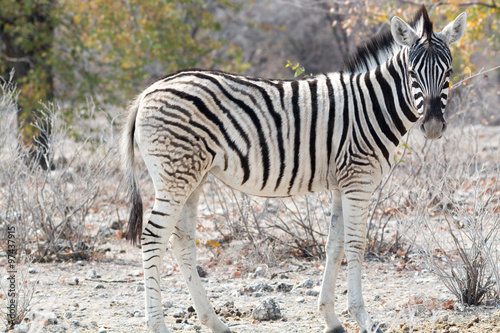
420,97,447,140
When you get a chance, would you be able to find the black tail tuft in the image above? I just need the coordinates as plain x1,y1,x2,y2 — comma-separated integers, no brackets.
126,187,143,246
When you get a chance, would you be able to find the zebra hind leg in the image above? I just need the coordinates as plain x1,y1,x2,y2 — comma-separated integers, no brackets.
141,195,182,333
170,176,230,333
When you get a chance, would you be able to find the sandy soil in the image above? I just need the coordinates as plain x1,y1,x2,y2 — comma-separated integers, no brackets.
3,237,500,333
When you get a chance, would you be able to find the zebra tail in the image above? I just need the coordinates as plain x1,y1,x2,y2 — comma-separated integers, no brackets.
120,96,143,246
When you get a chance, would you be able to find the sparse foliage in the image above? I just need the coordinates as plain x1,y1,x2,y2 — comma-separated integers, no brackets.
0,81,119,261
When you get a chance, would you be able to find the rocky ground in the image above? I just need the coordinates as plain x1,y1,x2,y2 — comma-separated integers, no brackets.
2,237,500,333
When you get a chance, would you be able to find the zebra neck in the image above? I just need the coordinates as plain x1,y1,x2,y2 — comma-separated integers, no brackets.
372,50,420,144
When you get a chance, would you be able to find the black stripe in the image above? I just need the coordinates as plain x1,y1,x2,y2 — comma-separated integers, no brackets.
145,118,217,163
350,74,374,157
374,66,406,136
387,60,418,123
148,88,250,183
148,220,166,229
188,74,267,187
143,227,161,238
151,210,169,216
191,82,251,148
219,74,285,191
364,73,399,147
325,77,336,169
288,80,301,194
307,80,318,192
356,74,389,164
335,73,350,162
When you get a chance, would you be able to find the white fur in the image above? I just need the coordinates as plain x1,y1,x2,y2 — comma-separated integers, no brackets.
391,16,419,47
440,12,467,45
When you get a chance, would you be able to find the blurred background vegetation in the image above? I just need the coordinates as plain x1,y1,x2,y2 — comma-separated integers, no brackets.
1,0,498,141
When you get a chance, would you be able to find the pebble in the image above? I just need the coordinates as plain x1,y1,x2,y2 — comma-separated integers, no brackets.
67,277,79,286
76,261,84,266
295,279,315,289
46,312,58,325
64,311,73,319
163,301,174,308
196,265,207,278
133,310,144,317
99,225,113,237
86,269,97,279
110,221,121,230
436,314,448,323
130,270,142,277
28,268,38,274
13,323,29,333
173,311,185,318
95,284,105,289
305,289,319,296
135,284,145,292
252,297,282,321
244,279,273,293
295,297,305,303
254,266,266,277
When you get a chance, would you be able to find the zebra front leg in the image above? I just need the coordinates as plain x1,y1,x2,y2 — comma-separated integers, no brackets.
142,198,184,333
170,180,231,333
342,194,383,333
319,188,346,333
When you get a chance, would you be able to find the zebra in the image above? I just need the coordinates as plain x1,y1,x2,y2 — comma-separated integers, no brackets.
120,6,466,333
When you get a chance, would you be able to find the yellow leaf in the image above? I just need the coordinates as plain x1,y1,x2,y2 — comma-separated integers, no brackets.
206,240,220,248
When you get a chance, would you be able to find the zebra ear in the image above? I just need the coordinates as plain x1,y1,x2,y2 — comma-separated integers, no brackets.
440,12,467,45
391,16,419,47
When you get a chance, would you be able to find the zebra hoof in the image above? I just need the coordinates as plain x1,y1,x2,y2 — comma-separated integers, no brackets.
325,326,347,333
361,326,384,333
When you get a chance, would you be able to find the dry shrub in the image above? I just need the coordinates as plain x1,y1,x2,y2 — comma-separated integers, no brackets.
0,80,119,262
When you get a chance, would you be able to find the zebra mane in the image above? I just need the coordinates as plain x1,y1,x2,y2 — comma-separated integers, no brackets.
342,5,434,74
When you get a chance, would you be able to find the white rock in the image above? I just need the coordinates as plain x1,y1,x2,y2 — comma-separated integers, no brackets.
295,297,305,303
130,270,143,277
46,312,58,325
13,323,29,333
254,266,266,277
86,269,97,279
67,277,79,286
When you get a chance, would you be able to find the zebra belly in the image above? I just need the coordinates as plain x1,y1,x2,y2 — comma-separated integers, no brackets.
209,164,336,198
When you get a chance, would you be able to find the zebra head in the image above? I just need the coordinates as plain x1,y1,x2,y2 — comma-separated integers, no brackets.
391,7,467,139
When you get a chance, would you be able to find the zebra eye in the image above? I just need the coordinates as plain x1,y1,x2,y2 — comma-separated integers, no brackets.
409,70,420,82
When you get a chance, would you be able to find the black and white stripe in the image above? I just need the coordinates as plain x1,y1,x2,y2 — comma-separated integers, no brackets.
120,5,466,333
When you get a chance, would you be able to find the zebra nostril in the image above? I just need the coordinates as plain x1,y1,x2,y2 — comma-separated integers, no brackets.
442,122,447,132
420,123,426,133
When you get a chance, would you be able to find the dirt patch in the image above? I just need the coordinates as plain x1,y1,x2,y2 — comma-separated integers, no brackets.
3,238,500,333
